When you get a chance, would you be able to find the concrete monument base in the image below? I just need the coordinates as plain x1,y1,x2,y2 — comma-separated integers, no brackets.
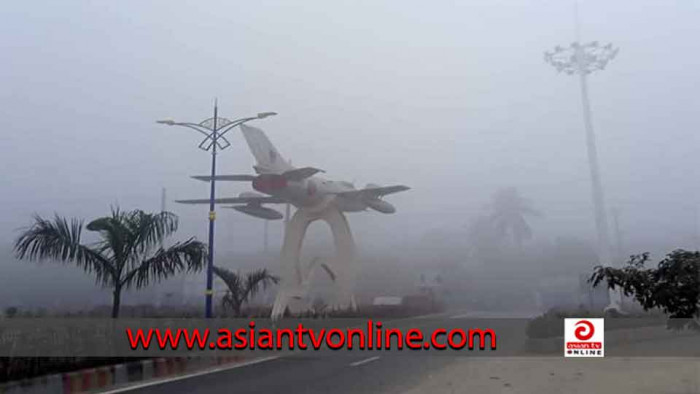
271,198,357,320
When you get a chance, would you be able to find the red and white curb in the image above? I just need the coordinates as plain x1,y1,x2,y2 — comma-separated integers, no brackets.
100,356,281,394
0,356,246,394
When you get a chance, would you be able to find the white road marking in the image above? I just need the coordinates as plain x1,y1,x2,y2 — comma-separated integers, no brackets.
99,356,281,394
349,356,381,367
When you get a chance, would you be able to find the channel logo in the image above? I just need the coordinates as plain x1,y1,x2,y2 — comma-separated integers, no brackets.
564,318,604,357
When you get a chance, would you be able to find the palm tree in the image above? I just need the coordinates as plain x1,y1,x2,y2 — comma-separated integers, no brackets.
14,208,206,318
213,266,278,317
488,187,541,247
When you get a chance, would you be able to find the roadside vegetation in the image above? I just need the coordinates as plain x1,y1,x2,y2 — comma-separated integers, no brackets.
590,249,700,330
214,266,279,317
526,248,700,339
13,207,206,318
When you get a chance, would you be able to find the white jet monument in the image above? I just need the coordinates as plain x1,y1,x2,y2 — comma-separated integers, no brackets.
178,125,409,319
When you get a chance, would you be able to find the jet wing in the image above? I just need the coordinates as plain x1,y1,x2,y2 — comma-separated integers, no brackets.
191,175,256,182
336,185,410,198
176,196,286,204
282,167,324,181
190,168,323,182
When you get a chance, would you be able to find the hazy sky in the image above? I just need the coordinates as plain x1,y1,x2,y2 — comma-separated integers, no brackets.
2,1,700,306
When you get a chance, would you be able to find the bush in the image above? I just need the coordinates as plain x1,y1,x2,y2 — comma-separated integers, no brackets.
3,307,19,318
590,250,700,330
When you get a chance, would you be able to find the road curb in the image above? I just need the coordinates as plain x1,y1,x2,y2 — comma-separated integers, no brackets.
0,356,246,394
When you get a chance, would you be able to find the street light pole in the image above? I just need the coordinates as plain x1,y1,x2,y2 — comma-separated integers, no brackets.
611,207,624,264
263,220,269,253
544,15,621,312
157,105,277,318
205,103,218,318
577,42,614,277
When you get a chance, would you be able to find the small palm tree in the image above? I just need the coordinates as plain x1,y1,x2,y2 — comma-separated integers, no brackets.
213,266,279,317
14,208,206,318
488,187,541,247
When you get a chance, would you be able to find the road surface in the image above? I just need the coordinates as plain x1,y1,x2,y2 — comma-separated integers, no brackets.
105,312,700,394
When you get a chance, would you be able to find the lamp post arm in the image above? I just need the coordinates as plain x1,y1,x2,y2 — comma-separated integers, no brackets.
195,117,257,151
170,123,215,138
173,122,232,149
169,122,232,150
216,116,260,140
199,136,230,151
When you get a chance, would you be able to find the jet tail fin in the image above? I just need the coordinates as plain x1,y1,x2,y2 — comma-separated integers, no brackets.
241,124,294,174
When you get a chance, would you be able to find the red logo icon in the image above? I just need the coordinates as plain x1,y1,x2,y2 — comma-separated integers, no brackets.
574,320,595,341
565,318,603,357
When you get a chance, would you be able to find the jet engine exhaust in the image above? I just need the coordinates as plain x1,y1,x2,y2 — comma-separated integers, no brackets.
366,199,396,214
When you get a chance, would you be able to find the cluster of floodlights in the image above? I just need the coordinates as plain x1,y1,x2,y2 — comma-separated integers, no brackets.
544,41,619,75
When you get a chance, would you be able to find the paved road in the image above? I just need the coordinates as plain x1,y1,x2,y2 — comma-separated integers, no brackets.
403,335,700,394
108,312,700,394
114,311,524,394
126,353,456,394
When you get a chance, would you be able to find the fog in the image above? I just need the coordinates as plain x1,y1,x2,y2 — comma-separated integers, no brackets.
1,1,699,312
